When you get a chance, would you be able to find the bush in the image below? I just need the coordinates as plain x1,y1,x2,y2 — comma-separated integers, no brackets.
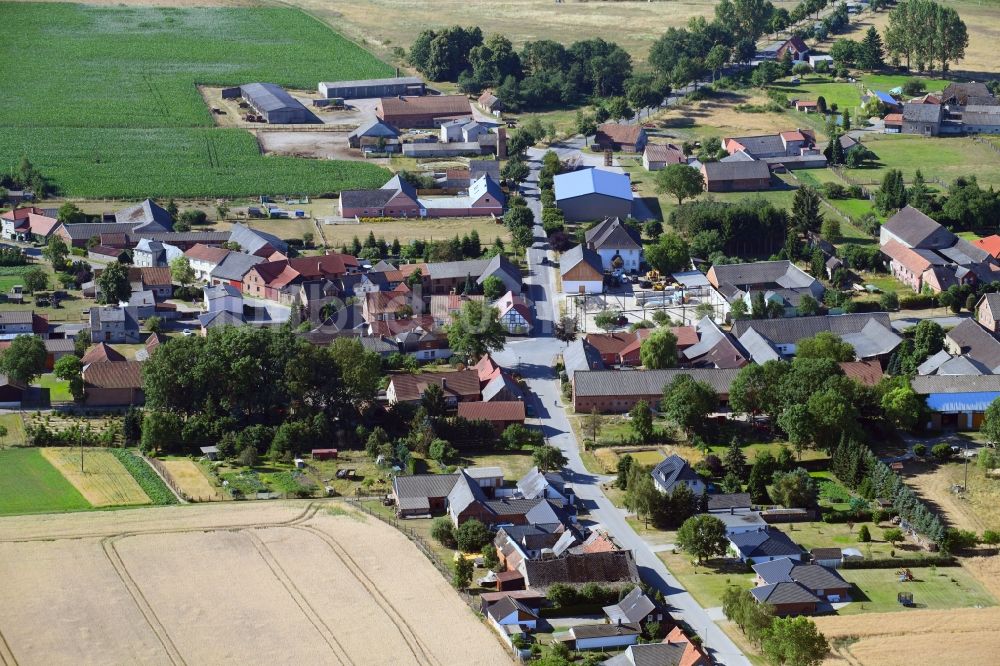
857,524,871,542
455,518,492,552
931,443,953,461
912,443,926,457
431,517,456,548
822,182,848,199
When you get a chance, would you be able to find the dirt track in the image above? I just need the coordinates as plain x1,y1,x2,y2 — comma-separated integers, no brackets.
0,502,511,666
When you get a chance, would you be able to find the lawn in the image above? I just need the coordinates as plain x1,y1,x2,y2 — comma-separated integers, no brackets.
463,451,536,482
0,413,27,448
770,77,865,115
658,549,755,608
38,373,73,403
858,134,1000,187
772,521,937,562
0,3,392,197
839,566,995,614
0,447,91,515
41,447,151,507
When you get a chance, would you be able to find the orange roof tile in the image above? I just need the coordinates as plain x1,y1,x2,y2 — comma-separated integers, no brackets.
974,234,1000,259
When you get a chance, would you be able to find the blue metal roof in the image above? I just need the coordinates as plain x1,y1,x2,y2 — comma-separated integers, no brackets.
925,391,1000,412
554,168,633,202
874,90,897,106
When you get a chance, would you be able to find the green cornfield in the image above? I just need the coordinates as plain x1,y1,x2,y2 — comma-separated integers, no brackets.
0,3,394,197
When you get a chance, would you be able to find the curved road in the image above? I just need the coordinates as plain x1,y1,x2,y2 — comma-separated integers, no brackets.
493,149,752,666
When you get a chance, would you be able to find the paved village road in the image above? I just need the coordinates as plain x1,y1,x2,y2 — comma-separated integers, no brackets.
491,151,753,666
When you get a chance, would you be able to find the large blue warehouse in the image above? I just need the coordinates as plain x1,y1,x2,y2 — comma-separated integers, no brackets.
554,168,633,222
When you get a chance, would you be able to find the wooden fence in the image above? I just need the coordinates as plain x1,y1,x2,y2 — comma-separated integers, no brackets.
142,453,188,503
348,498,477,610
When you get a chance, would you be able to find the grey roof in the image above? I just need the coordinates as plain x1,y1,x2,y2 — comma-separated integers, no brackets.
731,313,895,348
339,189,397,208
447,469,489,517
749,581,817,605
58,222,143,240
485,595,538,622
651,455,702,493
702,160,771,181
210,251,265,281
715,512,768,530
981,293,1000,317
946,319,1000,372
574,368,739,397
943,82,993,105
939,238,992,265
711,260,817,290
571,623,641,639
708,493,752,512
198,310,245,328
754,560,847,592
737,327,782,363
241,82,307,114
839,318,903,359
937,354,987,377
114,199,173,232
348,119,400,140
902,103,943,123
359,336,398,354
393,473,459,500
482,373,523,402
468,174,505,205
477,253,521,286
426,258,490,281
963,111,1000,126
322,75,423,89
522,550,640,589
585,217,642,252
470,160,501,182
603,587,656,625
523,499,566,526
204,283,241,300
517,467,552,499
683,316,748,369
137,231,230,244
911,374,1000,394
729,529,802,559
229,222,287,253
917,349,955,375
728,134,786,155
560,244,603,277
882,206,955,249
721,150,757,162
564,338,606,378
603,643,689,666
0,311,34,325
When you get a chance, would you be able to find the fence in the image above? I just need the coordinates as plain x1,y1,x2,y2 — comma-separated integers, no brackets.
142,454,188,503
348,498,477,610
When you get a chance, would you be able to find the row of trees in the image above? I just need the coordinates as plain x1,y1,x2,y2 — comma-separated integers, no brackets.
885,0,968,72
408,28,639,111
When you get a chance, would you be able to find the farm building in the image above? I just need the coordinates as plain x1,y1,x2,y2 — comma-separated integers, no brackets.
701,161,771,191
376,95,473,128
478,90,502,114
82,360,144,406
572,367,738,414
567,623,640,651
318,76,425,99
911,374,1000,430
642,143,685,171
347,120,400,152
901,103,943,136
240,83,311,124
553,168,633,222
594,123,647,153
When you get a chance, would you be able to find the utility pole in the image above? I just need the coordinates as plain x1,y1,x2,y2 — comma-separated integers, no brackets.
79,430,84,473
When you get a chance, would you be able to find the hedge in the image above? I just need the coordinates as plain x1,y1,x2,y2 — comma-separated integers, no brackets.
821,510,873,523
841,555,956,569
899,294,939,309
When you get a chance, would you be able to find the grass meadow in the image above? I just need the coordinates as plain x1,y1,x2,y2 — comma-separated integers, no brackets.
0,3,392,197
0,447,91,515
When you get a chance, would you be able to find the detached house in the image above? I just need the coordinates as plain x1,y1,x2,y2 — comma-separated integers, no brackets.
642,143,685,171
595,123,648,153
385,369,481,405
650,455,706,495
185,244,231,281
585,217,643,272
89,307,141,343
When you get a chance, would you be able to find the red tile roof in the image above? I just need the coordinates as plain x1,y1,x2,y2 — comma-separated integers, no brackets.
672,326,699,348
838,360,884,387
82,342,127,365
884,113,903,124
388,369,481,402
28,214,59,236
185,243,230,263
597,123,644,145
644,143,685,165
457,400,526,422
780,130,806,142
0,207,46,222
475,354,502,383
881,238,931,276
377,95,472,119
82,360,143,389
974,234,1000,259
584,332,641,357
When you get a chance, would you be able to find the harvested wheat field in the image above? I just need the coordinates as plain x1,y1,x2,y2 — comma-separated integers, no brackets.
816,606,1000,666
0,501,511,666
158,458,223,501
41,448,150,508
